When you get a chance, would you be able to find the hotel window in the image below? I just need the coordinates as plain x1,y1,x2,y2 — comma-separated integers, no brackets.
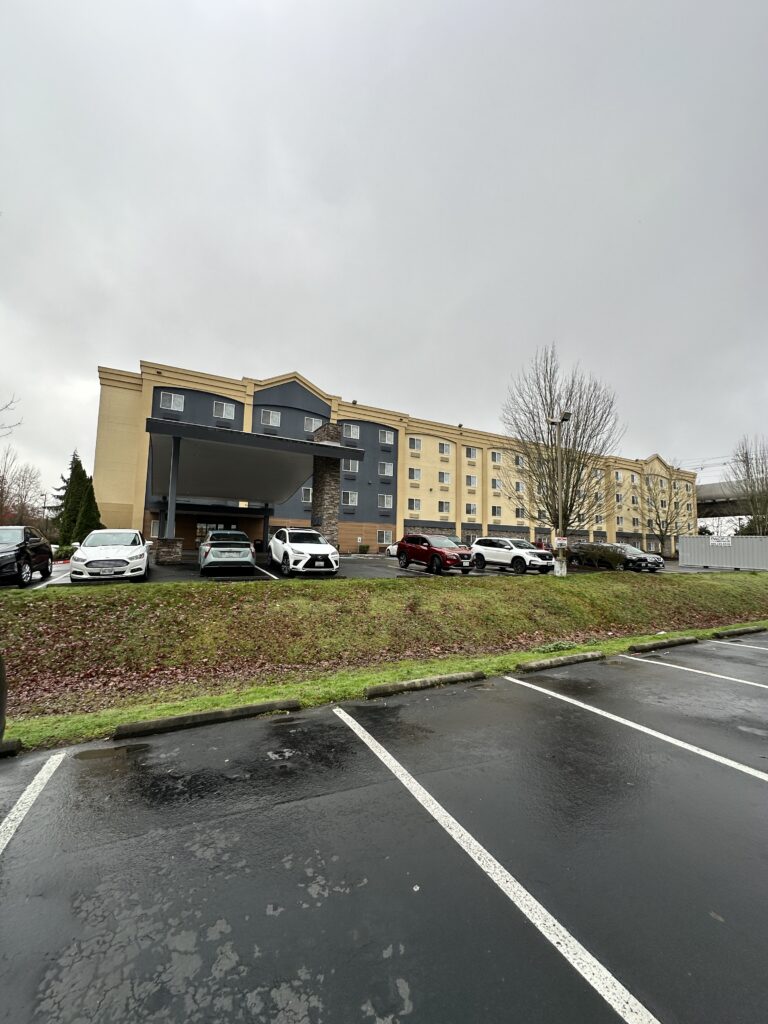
632,517,640,527
409,437,422,451
301,487,313,503
515,454,524,468
515,481,525,493
491,505,502,518
595,515,604,524
686,502,692,512
408,467,421,481
150,519,160,538
261,409,281,426
615,470,623,482
630,473,638,484
615,493,623,503
342,458,359,472
438,441,451,455
466,475,477,487
465,503,477,516
685,482,692,493
342,491,358,506
538,509,546,521
378,462,394,477
377,529,393,544
491,477,502,490
213,400,235,420
438,500,450,513
515,507,526,519
343,423,360,439
379,429,394,444
438,471,450,484
647,518,653,529
160,391,185,412
490,450,502,464
616,516,624,526
378,493,393,509
661,499,668,509
408,498,421,511
465,446,477,459
593,468,603,479
304,416,323,432
631,495,639,506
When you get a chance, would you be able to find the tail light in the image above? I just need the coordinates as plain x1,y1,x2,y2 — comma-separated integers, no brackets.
250,545,256,555
202,544,211,555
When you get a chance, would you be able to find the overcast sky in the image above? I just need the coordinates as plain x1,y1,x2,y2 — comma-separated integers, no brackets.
2,0,767,492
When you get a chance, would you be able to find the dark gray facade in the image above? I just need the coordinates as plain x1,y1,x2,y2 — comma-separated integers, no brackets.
487,524,531,538
337,419,397,529
404,519,457,535
152,386,245,431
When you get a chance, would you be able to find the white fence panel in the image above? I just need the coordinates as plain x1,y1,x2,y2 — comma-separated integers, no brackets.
678,536,768,570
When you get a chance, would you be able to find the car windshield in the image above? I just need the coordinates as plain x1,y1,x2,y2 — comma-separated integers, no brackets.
442,536,464,546
0,527,23,544
289,531,327,545
622,545,645,555
511,540,536,550
426,535,457,547
209,531,249,542
83,531,141,547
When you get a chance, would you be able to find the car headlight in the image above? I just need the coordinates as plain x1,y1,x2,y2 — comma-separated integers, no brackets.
72,552,87,562
128,551,146,561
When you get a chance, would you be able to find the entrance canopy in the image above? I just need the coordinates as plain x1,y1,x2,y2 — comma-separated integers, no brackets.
147,418,358,505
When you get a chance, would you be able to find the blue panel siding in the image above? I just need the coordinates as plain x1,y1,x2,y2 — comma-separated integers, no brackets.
152,387,245,430
336,419,397,524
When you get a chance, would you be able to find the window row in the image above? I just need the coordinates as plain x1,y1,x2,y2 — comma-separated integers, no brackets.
160,392,238,421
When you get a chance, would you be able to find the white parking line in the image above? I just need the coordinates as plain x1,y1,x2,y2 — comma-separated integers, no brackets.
335,706,662,1024
709,639,768,653
255,564,279,580
618,655,768,693
0,753,66,859
34,572,70,590
504,676,768,784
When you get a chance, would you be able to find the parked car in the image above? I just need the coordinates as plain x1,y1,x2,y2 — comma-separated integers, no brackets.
268,527,340,576
70,529,152,582
0,525,53,587
569,541,654,571
385,542,398,557
396,534,474,575
198,530,257,576
471,537,555,574
614,543,665,572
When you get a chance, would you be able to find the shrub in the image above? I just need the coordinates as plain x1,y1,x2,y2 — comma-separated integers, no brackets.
358,544,370,554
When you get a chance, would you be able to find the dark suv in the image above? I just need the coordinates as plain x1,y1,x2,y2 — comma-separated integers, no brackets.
397,534,474,575
0,526,54,587
569,541,649,571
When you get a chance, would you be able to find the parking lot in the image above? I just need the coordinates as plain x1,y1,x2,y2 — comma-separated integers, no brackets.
2,635,768,1021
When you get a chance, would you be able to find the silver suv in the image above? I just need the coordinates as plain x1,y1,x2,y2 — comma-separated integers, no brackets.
198,530,257,576
470,537,555,574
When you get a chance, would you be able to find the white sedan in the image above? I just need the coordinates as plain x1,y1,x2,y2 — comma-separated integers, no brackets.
70,529,152,582
268,527,340,576
385,542,398,557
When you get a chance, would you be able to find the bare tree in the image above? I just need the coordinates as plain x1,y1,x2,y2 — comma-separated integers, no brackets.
500,345,624,535
728,435,768,535
0,445,18,522
0,396,20,437
11,462,43,523
641,467,690,555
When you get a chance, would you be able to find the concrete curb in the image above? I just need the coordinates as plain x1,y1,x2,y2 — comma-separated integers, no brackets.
112,699,301,739
628,637,698,653
712,626,767,639
365,671,485,699
0,739,22,758
517,652,605,673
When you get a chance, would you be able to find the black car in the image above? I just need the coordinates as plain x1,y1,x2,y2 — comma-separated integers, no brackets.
614,543,665,572
0,526,54,587
569,541,649,571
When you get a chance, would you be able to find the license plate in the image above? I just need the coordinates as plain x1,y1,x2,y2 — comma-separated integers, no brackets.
100,569,114,576
315,558,325,566
221,551,240,558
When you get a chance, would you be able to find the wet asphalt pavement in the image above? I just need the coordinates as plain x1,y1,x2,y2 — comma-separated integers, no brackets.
2,637,768,1022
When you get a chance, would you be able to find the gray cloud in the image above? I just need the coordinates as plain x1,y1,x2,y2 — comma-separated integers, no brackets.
2,0,767,488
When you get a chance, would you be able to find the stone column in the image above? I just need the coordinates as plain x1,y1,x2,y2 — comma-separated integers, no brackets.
311,423,342,549
156,436,184,564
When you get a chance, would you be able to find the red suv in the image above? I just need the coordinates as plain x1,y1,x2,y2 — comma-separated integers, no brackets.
397,534,474,575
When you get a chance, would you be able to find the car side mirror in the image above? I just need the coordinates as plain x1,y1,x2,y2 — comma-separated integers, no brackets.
72,542,80,549
146,540,154,548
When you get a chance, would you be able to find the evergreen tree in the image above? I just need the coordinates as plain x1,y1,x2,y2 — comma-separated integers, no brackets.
73,476,104,542
54,452,89,544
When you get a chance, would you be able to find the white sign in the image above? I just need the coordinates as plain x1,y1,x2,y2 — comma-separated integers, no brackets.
709,536,732,546
555,537,568,549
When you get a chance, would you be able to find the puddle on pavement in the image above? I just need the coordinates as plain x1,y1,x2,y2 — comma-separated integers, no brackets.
74,744,150,761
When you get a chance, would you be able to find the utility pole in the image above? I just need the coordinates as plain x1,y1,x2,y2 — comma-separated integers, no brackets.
548,411,571,576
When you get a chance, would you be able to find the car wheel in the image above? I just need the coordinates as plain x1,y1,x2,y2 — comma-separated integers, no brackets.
430,556,443,575
511,557,526,575
17,559,32,588
281,554,292,577
40,557,53,579
474,553,486,571
398,553,409,568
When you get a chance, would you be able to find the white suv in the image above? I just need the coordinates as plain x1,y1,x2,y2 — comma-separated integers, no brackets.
470,537,555,575
269,528,340,576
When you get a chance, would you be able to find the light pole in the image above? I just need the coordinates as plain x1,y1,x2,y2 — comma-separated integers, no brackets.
547,411,571,576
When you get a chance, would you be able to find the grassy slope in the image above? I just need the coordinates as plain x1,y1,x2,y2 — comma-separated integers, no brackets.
3,572,768,749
